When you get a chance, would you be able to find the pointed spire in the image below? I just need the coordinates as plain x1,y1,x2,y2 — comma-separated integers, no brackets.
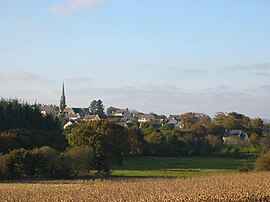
60,82,67,113
62,82,65,97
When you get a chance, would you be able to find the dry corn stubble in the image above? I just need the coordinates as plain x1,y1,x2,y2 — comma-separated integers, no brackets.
0,172,270,201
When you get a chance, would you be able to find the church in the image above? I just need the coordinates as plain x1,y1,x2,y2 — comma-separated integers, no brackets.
59,83,91,120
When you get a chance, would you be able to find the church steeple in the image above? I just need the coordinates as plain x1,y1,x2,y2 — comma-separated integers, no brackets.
60,82,67,113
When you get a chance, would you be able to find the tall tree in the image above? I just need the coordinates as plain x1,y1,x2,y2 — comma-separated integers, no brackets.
67,120,129,173
89,99,105,116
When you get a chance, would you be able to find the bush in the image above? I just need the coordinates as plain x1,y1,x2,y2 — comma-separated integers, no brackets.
65,146,94,177
0,146,96,179
260,136,270,152
254,152,270,171
0,153,9,179
32,146,61,178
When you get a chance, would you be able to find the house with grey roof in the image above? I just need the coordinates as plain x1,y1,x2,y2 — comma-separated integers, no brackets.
138,114,159,123
63,107,90,120
114,108,133,119
168,115,181,121
167,114,183,128
39,105,59,117
84,114,102,121
223,130,249,145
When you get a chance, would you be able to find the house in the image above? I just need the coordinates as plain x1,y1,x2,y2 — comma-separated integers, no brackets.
39,105,59,116
84,114,102,121
63,119,78,129
223,130,249,145
114,108,133,119
168,115,181,121
138,114,159,123
167,115,183,128
63,108,90,120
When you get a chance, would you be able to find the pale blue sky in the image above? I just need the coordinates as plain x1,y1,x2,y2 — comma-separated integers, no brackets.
0,0,270,118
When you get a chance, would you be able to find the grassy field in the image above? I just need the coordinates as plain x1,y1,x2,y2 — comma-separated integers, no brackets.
111,156,254,177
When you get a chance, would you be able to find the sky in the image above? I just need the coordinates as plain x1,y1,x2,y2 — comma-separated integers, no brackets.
0,0,270,118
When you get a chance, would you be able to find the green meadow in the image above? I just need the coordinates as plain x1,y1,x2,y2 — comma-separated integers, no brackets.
111,156,255,178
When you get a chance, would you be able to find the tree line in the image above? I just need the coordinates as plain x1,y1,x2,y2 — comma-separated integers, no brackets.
1,99,270,179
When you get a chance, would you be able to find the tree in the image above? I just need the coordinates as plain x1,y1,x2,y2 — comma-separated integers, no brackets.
260,136,270,151
67,120,129,174
254,151,270,171
249,118,263,136
89,99,105,116
65,146,94,177
0,99,67,153
0,99,61,131
180,112,210,134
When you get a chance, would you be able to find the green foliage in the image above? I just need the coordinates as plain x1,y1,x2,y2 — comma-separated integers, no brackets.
213,112,263,135
32,146,62,178
248,133,259,146
254,151,270,171
0,129,67,153
89,99,105,116
126,128,145,155
206,134,222,147
238,160,251,172
0,99,67,153
58,113,68,126
216,144,263,158
260,136,270,152
249,118,263,136
0,146,95,179
65,146,94,177
0,99,60,131
207,122,225,136
67,120,129,173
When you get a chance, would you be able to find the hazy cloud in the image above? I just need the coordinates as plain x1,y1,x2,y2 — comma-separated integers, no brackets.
254,62,270,70
63,84,269,117
253,72,270,77
168,67,206,75
258,85,270,91
49,0,103,14
0,70,39,81
229,62,270,71
66,76,92,83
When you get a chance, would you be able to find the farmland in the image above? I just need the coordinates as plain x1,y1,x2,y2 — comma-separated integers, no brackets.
0,172,270,201
111,156,254,177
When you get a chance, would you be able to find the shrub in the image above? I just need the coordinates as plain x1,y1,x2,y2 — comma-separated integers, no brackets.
254,151,270,171
238,160,250,172
0,153,9,179
32,146,61,178
260,136,270,152
65,146,94,177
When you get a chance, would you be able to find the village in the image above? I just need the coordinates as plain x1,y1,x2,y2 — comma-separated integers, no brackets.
37,83,270,146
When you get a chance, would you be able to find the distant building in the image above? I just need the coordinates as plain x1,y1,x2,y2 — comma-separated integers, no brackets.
39,105,59,116
223,130,249,145
114,108,133,119
84,114,102,121
63,107,90,120
138,114,159,123
168,115,183,129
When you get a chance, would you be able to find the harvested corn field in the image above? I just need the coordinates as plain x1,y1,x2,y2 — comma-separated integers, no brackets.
0,172,270,202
